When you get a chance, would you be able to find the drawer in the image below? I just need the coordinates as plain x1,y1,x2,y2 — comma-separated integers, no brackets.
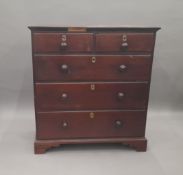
36,83,148,111
34,55,152,82
37,111,146,139
33,33,94,53
96,33,154,52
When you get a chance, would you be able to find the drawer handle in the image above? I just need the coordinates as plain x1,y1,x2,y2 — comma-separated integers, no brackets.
121,42,128,48
118,92,125,99
115,120,123,128
60,34,68,49
119,64,127,71
121,34,128,50
61,93,68,99
61,34,67,41
60,42,68,49
61,64,69,73
62,121,68,128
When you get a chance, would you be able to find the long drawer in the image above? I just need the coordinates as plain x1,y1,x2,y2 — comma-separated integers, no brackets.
35,82,148,111
37,111,146,139
34,55,152,82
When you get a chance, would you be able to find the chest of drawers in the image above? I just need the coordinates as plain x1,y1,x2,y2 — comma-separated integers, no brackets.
29,26,160,154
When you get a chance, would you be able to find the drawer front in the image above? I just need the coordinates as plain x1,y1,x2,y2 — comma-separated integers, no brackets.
96,33,154,52
36,83,148,111
34,55,152,82
37,111,146,139
33,33,94,53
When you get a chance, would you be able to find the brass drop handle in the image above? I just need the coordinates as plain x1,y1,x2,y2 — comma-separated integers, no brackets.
62,121,68,128
121,34,128,50
115,120,123,128
121,42,128,48
60,34,68,49
61,42,67,47
61,93,68,99
61,64,69,73
119,64,127,71
118,92,125,99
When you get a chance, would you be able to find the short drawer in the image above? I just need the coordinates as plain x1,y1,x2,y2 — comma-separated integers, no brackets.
37,111,146,139
96,33,154,52
35,82,148,111
34,55,152,82
33,33,94,53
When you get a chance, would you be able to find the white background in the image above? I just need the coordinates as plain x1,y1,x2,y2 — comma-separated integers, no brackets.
0,0,183,175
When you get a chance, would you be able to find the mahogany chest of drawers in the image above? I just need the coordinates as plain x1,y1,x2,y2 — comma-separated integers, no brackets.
28,26,160,154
